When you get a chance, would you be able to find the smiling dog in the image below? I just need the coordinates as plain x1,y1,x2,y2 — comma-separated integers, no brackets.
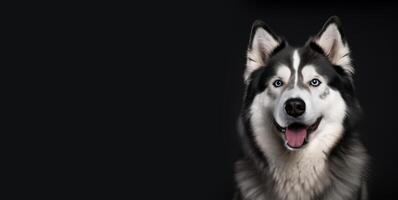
234,16,369,200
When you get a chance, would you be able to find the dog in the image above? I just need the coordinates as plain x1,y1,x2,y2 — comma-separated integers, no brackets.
234,16,369,200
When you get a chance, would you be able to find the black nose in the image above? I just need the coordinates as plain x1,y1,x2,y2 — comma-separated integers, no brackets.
285,98,306,117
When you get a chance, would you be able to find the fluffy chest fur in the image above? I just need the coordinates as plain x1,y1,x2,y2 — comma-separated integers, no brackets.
235,141,367,200
235,16,368,200
268,150,330,200
236,136,332,200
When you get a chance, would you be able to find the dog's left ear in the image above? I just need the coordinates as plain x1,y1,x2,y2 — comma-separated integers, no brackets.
312,16,353,74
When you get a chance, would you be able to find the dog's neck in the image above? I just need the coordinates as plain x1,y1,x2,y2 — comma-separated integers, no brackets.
236,149,331,200
268,148,330,200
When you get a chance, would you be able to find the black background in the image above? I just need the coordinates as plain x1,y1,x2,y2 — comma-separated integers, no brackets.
109,1,396,199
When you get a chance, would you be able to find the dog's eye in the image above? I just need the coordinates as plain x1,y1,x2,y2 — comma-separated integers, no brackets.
309,78,321,87
273,80,283,87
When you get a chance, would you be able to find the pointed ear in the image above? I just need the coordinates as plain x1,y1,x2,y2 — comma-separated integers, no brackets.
313,16,353,74
245,20,282,81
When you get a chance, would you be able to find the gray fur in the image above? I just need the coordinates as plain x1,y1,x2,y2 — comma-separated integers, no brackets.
234,17,369,200
320,88,330,99
234,120,369,200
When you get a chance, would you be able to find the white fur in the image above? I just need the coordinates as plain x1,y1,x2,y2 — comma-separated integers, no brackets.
250,61,348,200
292,50,300,86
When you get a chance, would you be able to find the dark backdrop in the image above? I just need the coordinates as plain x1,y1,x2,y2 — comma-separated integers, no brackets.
122,1,396,199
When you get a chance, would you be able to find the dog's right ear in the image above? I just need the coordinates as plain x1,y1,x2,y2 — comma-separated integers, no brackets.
245,20,282,81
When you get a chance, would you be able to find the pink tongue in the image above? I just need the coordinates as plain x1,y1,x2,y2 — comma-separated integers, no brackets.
285,128,307,148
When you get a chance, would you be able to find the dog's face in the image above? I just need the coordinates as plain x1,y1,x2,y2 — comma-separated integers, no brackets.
244,17,355,152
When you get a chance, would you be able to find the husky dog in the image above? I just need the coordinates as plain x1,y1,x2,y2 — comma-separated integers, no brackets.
234,16,369,200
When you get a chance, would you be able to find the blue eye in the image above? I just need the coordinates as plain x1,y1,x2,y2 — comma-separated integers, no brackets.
273,80,283,87
309,78,321,87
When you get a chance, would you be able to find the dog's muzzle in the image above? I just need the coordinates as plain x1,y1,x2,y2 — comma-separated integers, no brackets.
273,117,322,150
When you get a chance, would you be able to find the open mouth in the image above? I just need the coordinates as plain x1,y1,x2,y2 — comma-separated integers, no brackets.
273,117,322,149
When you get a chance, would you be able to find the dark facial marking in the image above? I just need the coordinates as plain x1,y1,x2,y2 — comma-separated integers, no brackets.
243,67,274,110
320,87,330,99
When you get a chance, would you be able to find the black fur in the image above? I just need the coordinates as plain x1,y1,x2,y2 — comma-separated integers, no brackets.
234,17,369,200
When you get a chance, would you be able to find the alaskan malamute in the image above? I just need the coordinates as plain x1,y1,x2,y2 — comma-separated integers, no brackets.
234,16,369,200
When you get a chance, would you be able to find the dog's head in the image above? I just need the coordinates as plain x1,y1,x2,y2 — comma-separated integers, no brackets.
244,17,358,152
